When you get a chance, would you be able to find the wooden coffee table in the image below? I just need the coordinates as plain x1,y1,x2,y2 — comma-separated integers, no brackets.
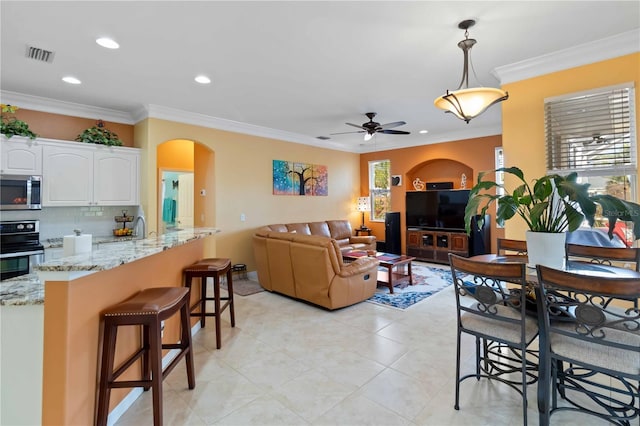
343,251,416,294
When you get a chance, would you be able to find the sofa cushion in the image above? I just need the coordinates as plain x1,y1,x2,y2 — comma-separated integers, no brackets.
327,220,353,240
309,221,331,237
286,223,311,235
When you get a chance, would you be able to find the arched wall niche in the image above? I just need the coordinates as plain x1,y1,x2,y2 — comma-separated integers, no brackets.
406,159,473,191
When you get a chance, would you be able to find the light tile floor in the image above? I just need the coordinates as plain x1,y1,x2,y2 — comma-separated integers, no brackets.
115,266,621,426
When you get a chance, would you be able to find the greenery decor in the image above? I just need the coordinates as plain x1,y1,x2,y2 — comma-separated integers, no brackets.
1,104,37,139
76,120,123,146
464,166,640,240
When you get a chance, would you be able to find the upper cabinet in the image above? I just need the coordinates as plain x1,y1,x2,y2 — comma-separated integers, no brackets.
0,137,43,175
37,139,140,206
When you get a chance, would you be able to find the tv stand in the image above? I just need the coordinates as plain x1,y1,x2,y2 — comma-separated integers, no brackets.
406,216,490,264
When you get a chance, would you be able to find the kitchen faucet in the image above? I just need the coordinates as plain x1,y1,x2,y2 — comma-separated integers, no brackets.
133,216,146,239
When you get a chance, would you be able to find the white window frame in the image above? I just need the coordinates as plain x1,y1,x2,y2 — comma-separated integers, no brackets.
544,83,637,245
368,159,391,222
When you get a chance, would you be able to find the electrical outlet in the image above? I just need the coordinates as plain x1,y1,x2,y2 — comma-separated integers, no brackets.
240,213,246,222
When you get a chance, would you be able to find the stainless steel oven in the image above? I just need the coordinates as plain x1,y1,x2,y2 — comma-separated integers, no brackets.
0,220,45,280
0,174,42,210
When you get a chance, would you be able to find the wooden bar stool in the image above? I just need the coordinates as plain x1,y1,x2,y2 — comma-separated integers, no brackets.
183,258,235,349
96,287,195,426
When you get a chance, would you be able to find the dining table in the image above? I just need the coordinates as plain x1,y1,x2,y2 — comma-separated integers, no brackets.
469,254,640,282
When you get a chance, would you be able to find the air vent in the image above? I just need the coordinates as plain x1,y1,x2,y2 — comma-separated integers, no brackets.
25,45,55,63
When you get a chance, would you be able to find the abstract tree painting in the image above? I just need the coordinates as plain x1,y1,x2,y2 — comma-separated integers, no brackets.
273,160,328,196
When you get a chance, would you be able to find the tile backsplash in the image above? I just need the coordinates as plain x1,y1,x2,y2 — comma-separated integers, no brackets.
0,205,144,241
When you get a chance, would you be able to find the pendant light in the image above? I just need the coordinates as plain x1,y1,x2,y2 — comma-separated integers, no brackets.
434,19,508,123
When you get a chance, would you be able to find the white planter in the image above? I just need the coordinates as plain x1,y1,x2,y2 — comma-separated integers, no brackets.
525,231,567,270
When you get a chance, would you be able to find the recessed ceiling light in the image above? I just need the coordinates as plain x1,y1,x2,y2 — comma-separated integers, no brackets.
96,37,119,49
194,75,211,84
419,130,429,134
62,76,81,85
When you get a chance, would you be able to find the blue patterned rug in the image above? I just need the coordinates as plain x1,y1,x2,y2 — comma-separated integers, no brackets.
366,262,454,310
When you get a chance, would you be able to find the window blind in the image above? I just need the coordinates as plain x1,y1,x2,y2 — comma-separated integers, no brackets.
545,85,636,176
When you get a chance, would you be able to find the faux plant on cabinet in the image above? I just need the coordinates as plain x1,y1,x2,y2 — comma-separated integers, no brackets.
76,119,123,146
0,104,38,139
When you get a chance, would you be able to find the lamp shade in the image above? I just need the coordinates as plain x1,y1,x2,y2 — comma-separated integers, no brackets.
434,87,509,123
356,196,371,212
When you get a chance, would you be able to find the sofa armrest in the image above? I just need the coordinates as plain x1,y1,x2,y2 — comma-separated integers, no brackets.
349,236,376,245
337,257,379,278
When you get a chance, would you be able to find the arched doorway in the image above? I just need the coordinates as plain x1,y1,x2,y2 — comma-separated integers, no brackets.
156,139,215,234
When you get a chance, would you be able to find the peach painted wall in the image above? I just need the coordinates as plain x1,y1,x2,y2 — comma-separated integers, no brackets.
11,109,135,146
359,135,503,253
502,53,640,240
41,239,205,425
137,118,362,270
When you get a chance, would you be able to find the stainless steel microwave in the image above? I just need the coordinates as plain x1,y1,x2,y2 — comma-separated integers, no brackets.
0,175,42,210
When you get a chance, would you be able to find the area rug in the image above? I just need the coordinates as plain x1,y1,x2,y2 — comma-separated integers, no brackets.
221,278,264,296
366,262,454,310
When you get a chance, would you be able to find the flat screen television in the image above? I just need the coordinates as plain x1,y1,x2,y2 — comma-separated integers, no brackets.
405,189,470,231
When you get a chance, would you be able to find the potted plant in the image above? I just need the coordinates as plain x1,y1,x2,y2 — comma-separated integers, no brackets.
464,166,640,268
1,104,38,139
76,120,123,146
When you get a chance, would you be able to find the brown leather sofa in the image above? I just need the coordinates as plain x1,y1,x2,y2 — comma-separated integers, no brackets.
252,229,380,310
256,220,376,253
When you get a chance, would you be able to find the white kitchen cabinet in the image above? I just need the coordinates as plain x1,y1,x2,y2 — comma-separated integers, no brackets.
93,148,139,205
42,143,93,205
0,136,43,175
42,141,140,206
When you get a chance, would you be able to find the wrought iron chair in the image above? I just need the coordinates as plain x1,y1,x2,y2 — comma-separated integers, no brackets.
497,238,528,256
565,243,640,308
449,253,539,426
535,265,640,426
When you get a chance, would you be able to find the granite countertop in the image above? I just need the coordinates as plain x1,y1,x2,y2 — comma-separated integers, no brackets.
0,227,220,306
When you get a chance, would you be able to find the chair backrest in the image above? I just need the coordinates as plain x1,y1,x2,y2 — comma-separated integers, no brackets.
497,238,528,256
535,265,640,373
565,243,640,272
448,253,530,343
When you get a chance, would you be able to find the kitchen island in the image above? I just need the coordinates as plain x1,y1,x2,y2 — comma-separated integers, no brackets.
0,227,219,426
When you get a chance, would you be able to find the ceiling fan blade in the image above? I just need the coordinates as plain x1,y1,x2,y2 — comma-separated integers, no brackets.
379,129,410,135
345,122,366,130
330,130,365,135
379,121,406,129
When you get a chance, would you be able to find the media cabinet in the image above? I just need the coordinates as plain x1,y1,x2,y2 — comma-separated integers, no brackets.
406,216,490,264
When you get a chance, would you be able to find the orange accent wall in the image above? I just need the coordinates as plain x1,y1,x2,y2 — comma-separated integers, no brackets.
12,109,135,146
502,53,640,240
359,135,503,253
41,239,205,425
157,139,195,170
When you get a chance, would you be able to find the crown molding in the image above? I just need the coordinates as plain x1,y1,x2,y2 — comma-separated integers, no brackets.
494,29,640,85
0,91,136,124
138,104,348,151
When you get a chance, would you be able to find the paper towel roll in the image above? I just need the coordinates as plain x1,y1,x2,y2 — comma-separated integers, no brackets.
63,234,92,257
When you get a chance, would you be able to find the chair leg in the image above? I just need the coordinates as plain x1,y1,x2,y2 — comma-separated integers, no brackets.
149,320,163,426
521,345,528,426
226,268,235,327
454,331,462,410
96,322,117,426
142,324,151,391
200,276,207,328
180,301,196,390
213,272,222,349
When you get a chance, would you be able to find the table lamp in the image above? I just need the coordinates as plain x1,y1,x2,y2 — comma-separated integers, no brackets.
356,196,371,230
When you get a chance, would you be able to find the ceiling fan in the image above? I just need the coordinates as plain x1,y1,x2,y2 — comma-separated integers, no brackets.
331,112,410,141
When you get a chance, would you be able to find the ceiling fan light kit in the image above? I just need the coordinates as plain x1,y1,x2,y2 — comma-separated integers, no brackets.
331,112,410,141
434,19,508,123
